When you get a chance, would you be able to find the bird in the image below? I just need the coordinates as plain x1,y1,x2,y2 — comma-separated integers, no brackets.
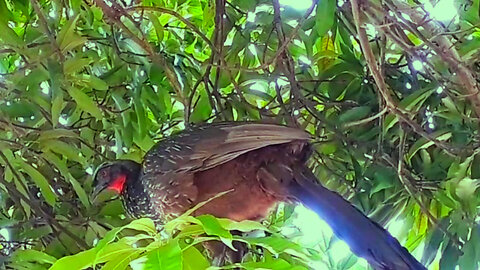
92,122,426,270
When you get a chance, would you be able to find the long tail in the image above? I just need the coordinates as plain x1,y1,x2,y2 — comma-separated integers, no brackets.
289,167,426,270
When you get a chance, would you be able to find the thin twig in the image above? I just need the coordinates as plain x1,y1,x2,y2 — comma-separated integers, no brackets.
0,153,88,249
351,0,461,157
30,0,64,62
93,0,185,104
343,107,388,128
397,131,437,223
385,0,480,118
126,6,218,55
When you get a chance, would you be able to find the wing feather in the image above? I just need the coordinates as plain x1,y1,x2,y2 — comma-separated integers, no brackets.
143,122,310,174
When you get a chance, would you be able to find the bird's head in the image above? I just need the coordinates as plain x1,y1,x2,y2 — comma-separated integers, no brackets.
91,160,141,201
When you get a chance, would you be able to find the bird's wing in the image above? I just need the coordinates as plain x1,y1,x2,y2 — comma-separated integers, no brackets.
143,122,311,175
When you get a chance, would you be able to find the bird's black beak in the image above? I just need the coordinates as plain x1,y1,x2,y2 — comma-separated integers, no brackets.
91,183,108,203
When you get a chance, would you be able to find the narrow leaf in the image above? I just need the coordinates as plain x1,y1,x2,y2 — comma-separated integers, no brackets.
67,87,103,119
16,159,57,206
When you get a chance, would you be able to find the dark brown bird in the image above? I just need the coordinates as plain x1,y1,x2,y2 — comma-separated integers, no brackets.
92,122,426,270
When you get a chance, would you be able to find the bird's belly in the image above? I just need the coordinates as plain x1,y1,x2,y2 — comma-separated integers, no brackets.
192,157,279,221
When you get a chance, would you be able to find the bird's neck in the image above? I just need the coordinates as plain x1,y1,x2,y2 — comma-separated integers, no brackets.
121,167,155,219
120,162,142,194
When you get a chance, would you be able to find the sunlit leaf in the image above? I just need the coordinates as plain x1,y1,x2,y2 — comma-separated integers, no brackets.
196,214,235,250
148,13,164,43
11,249,56,265
49,248,97,270
0,19,23,46
144,239,182,270
182,246,209,270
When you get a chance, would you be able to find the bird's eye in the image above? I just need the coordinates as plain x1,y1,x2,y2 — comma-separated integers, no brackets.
101,170,108,178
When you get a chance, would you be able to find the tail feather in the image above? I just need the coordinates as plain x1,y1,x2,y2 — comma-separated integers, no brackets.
290,167,426,270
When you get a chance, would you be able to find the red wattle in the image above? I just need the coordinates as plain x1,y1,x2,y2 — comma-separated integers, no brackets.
108,174,126,193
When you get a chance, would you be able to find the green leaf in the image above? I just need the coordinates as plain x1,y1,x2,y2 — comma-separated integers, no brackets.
196,214,235,250
16,159,57,206
22,225,52,239
314,0,335,36
185,37,197,54
0,101,37,118
38,129,79,141
111,90,131,128
238,258,294,270
133,91,147,139
57,15,78,46
406,131,452,162
62,33,87,52
182,246,209,270
249,235,307,258
67,87,103,119
92,218,156,260
158,88,173,115
94,228,124,252
48,59,64,128
337,254,358,270
232,0,257,11
124,218,157,235
190,89,212,123
435,191,458,209
0,0,13,22
439,240,461,270
471,153,480,179
339,106,371,123
0,19,24,46
51,90,65,127
94,240,141,269
384,87,435,133
218,218,269,232
43,140,86,166
64,57,93,74
144,239,182,270
42,151,90,208
370,166,396,194
351,154,362,182
12,250,57,265
164,190,233,234
165,38,180,54
458,237,477,270
148,13,164,43
422,218,448,266
318,142,337,155
75,74,109,90
57,15,87,52
49,248,97,270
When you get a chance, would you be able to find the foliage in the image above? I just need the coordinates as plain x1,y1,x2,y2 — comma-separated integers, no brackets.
0,0,480,269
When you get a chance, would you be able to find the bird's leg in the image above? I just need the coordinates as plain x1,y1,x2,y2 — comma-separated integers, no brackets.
204,231,246,267
229,236,247,264
206,241,227,266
